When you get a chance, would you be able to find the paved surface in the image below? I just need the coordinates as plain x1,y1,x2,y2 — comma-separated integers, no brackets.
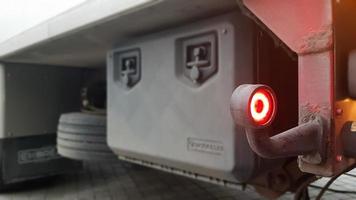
0,160,355,200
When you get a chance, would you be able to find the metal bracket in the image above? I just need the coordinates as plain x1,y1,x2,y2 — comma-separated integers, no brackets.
245,116,326,164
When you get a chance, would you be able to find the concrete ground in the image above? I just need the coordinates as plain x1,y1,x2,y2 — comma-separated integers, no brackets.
0,160,355,200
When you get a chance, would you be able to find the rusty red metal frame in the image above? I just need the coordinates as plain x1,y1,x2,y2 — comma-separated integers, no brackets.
239,0,339,176
241,0,333,55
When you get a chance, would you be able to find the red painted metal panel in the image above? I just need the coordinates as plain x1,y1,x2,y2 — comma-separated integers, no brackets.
298,51,333,111
242,0,333,54
298,51,336,176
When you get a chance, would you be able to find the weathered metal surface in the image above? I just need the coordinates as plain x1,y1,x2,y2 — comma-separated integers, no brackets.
297,51,335,176
299,25,333,55
298,51,333,120
239,0,337,175
240,0,333,55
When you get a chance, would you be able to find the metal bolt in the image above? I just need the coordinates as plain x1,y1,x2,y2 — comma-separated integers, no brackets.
336,108,343,116
336,155,343,162
302,117,308,123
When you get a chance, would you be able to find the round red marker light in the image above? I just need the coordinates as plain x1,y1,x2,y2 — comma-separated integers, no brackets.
249,88,276,126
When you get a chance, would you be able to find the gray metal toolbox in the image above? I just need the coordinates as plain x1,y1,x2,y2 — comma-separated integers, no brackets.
107,12,274,183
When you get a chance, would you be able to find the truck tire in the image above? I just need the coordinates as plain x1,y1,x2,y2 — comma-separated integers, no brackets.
57,112,116,161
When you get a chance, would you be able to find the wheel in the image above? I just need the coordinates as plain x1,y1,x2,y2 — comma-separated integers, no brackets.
57,112,116,161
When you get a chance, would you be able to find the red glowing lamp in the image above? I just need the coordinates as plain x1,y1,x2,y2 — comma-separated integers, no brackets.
249,88,276,126
230,84,277,128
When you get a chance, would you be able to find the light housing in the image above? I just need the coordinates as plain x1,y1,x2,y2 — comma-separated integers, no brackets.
231,84,325,161
249,87,276,126
230,84,277,129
